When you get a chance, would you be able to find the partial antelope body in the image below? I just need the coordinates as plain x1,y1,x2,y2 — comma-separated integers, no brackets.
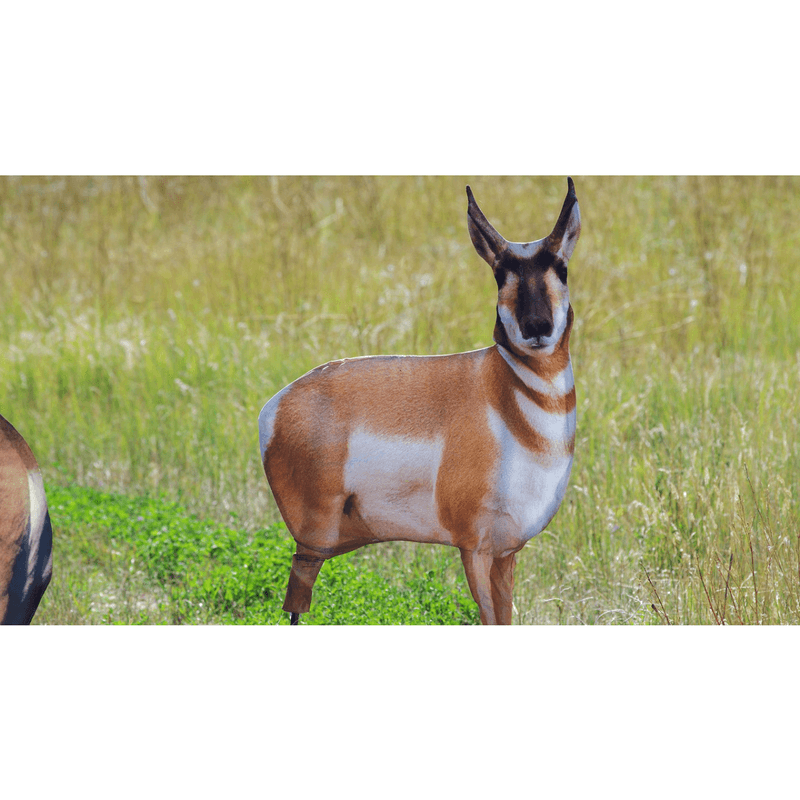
259,179,581,624
0,415,53,625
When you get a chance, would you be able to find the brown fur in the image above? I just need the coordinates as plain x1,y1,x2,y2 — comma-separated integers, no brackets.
265,350,497,556
0,421,31,622
0,415,52,625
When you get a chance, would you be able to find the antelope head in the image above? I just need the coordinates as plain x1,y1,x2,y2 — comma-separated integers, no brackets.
467,178,581,358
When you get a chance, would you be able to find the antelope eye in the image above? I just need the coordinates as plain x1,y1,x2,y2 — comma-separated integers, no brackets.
555,263,568,283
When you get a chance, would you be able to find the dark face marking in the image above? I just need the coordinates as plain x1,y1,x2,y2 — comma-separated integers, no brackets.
492,266,508,290
528,248,567,283
495,250,563,343
516,269,553,340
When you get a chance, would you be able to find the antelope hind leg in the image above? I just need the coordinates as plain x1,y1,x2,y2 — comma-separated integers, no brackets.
283,546,326,622
490,553,517,626
459,549,498,625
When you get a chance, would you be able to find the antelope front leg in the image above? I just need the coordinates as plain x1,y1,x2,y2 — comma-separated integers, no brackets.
490,553,517,625
459,549,497,625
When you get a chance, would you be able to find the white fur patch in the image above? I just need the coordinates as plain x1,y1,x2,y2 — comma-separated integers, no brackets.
506,238,546,258
487,407,573,544
343,428,448,544
258,383,293,460
497,345,574,397
547,295,570,348
514,388,576,451
25,469,48,591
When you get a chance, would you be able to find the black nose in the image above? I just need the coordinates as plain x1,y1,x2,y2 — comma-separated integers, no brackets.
520,317,553,340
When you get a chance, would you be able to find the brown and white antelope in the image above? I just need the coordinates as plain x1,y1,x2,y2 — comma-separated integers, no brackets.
0,414,53,624
259,179,580,624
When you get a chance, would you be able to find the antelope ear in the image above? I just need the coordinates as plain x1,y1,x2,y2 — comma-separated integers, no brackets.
546,177,581,261
466,186,507,267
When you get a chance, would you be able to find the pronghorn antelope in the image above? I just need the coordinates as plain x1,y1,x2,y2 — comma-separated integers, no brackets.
0,414,53,624
259,179,580,625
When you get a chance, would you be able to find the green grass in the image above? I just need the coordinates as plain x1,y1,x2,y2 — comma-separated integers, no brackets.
2,176,799,624
36,483,479,624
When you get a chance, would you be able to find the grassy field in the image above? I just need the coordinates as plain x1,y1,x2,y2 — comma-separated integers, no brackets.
2,176,799,624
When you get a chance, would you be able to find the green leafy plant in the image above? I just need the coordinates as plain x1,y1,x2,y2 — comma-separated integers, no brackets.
38,484,479,625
